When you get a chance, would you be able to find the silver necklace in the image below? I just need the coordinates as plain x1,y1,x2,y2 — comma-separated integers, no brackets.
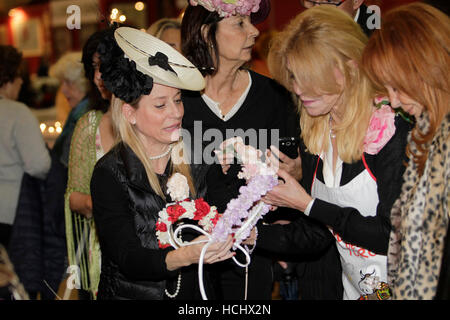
149,144,173,160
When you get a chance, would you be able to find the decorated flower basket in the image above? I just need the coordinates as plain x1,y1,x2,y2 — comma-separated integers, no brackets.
156,137,278,300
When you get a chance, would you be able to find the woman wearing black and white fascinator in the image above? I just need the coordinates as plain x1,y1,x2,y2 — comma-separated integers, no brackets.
90,26,235,300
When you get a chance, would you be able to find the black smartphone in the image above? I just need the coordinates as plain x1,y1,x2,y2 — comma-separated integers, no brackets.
278,137,300,159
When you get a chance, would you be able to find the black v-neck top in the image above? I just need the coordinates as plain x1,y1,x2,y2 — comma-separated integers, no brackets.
182,70,299,212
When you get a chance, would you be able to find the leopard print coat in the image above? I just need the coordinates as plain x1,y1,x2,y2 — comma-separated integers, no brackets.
388,111,450,300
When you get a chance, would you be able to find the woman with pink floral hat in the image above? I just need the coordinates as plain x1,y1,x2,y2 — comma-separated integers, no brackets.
181,0,306,300
181,0,303,300
257,6,413,300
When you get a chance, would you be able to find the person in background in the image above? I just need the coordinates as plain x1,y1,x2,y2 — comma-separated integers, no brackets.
181,0,301,300
9,50,93,300
64,28,114,300
90,26,234,300
259,6,411,300
147,18,182,52
49,52,90,168
362,2,449,300
299,0,374,36
0,45,51,251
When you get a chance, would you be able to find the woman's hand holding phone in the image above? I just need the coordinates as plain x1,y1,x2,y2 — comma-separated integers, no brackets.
266,145,302,181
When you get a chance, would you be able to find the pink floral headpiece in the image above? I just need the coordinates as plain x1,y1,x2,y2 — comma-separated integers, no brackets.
190,0,261,18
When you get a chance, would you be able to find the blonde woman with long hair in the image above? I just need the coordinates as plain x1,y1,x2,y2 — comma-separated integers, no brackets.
90,27,234,300
362,2,449,300
257,6,412,300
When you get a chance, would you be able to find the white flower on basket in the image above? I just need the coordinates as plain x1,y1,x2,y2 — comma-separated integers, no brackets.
156,227,171,247
159,208,169,222
182,201,196,219
167,173,190,201
155,173,222,249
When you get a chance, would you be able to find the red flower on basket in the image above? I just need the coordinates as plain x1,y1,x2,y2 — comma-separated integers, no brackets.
194,198,211,220
167,204,187,223
156,221,168,232
156,173,221,249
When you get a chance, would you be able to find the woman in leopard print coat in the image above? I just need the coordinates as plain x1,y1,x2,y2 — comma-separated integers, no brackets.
362,2,449,299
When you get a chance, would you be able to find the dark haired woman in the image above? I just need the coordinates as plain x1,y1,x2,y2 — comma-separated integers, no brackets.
64,28,114,299
181,0,305,300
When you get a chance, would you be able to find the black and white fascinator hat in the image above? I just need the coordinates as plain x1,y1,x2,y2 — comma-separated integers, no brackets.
98,26,205,103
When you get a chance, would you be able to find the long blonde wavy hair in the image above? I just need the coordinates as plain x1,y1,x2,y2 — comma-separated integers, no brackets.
111,96,196,199
268,6,378,163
